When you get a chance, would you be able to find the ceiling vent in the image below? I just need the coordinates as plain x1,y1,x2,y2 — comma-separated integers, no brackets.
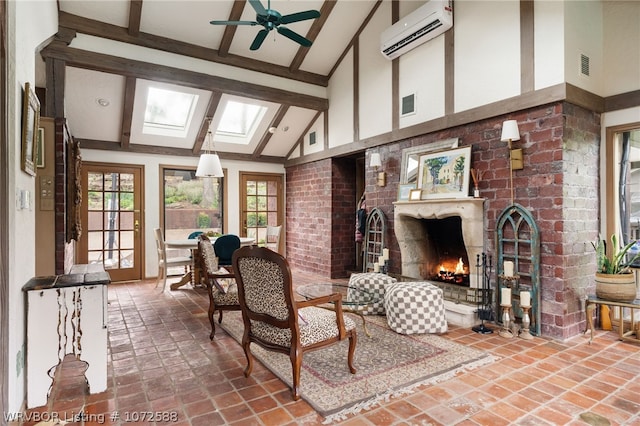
380,0,453,60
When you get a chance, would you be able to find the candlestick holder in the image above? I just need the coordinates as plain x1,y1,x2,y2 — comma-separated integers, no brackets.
380,260,389,275
499,303,514,338
519,305,533,340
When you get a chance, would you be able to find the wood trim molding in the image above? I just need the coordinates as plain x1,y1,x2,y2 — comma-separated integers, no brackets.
217,0,246,57
290,1,337,73
520,0,535,93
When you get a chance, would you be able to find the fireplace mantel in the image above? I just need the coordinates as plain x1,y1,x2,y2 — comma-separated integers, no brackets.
393,198,486,287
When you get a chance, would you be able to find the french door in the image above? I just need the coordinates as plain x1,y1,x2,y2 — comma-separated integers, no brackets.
78,162,144,282
240,172,284,246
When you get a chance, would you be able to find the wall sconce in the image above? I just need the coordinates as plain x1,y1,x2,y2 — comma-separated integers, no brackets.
500,119,523,170
370,152,386,187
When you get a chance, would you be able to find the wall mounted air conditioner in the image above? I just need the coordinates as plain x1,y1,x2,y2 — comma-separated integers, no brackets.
380,0,453,60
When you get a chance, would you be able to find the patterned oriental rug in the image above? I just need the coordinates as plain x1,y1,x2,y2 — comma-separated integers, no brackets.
220,312,497,423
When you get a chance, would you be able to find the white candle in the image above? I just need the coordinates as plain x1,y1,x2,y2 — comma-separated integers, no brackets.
504,261,514,277
383,248,390,260
379,255,385,265
501,287,511,305
373,262,380,272
520,291,531,307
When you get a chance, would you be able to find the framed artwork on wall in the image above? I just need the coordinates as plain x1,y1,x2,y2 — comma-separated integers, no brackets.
21,82,40,176
399,138,459,185
417,146,471,199
397,183,416,201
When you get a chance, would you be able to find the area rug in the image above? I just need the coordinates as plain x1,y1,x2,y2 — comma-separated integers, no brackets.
219,312,498,423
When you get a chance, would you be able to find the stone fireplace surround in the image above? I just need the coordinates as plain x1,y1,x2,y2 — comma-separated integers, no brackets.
394,198,486,327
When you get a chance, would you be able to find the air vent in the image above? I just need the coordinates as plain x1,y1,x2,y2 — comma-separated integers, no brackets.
580,53,590,77
309,131,316,145
401,94,416,116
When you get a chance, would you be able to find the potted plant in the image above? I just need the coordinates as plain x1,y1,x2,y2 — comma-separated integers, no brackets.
592,234,640,302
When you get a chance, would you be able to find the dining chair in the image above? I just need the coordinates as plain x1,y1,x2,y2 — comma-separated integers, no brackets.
213,234,241,269
153,228,192,292
197,234,240,339
265,225,282,253
232,245,357,400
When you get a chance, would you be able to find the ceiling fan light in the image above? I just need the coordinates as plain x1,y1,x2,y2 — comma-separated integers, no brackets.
196,153,224,178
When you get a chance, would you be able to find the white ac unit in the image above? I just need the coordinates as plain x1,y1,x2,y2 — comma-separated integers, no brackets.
380,0,453,60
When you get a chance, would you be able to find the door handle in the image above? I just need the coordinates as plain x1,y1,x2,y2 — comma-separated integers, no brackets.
134,219,140,233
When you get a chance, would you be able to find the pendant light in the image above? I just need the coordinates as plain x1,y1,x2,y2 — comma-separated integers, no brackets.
196,118,223,178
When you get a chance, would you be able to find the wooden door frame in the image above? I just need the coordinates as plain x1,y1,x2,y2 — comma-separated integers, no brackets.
1,0,9,413
79,162,145,282
239,171,284,240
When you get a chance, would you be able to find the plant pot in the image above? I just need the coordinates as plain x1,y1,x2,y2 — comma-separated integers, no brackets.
595,272,638,302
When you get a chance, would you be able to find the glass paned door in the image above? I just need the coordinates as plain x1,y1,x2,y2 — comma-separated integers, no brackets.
240,173,283,245
79,163,143,282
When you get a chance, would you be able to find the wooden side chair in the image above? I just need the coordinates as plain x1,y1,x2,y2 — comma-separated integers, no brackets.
265,225,282,253
197,234,240,339
232,245,357,400
154,228,192,292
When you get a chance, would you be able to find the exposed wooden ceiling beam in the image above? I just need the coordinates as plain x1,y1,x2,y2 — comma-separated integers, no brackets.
41,43,329,111
128,0,143,36
76,138,286,163
289,0,337,73
217,0,246,57
120,76,136,148
253,105,289,159
58,11,329,87
193,92,223,155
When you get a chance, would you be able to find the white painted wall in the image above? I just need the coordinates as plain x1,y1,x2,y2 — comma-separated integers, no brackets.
603,1,640,97
80,149,284,278
454,1,520,112
7,0,58,412
564,0,603,95
328,49,355,147
359,1,393,140
534,0,565,90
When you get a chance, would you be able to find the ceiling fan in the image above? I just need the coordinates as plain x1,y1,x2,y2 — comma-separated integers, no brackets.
210,0,320,51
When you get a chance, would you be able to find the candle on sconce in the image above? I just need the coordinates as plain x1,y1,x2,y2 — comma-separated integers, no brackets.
501,287,511,305
373,263,380,272
383,248,390,260
504,261,514,277
520,291,531,307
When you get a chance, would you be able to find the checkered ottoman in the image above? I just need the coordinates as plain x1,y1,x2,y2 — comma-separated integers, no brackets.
384,281,448,334
347,272,397,315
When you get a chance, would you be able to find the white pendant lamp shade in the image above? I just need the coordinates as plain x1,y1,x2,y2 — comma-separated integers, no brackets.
500,120,520,142
196,153,223,177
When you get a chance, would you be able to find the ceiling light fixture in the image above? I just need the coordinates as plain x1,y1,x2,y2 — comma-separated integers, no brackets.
268,126,277,134
196,118,224,178
96,98,110,107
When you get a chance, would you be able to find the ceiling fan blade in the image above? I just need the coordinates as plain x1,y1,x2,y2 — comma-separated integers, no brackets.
280,10,320,25
276,26,312,47
210,20,258,26
250,29,270,50
248,0,267,16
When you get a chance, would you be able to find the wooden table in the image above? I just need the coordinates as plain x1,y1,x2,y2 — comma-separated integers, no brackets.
165,237,254,290
585,295,640,344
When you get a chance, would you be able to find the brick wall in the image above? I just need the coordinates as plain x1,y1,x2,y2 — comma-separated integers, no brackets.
286,101,601,339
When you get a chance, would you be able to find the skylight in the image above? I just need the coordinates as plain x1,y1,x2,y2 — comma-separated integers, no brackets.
215,100,267,145
143,87,198,138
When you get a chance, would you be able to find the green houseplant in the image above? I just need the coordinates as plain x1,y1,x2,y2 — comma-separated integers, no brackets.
591,234,640,302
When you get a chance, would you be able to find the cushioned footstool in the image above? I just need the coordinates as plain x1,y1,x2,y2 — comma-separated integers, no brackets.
347,272,397,315
384,281,448,334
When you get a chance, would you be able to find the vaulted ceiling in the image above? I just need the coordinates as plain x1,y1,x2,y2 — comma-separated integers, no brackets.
39,0,384,164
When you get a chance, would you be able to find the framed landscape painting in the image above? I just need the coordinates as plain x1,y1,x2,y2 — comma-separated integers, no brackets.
417,146,471,199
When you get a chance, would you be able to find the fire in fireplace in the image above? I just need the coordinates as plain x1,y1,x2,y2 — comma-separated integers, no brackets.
422,216,470,285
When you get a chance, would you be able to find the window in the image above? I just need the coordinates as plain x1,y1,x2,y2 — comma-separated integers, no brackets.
617,129,640,243
215,100,266,144
161,167,224,244
143,87,198,138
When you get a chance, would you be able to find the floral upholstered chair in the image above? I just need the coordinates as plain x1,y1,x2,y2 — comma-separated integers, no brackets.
197,234,240,339
232,245,357,400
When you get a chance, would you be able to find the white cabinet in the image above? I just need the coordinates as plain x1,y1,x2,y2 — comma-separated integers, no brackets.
23,264,109,408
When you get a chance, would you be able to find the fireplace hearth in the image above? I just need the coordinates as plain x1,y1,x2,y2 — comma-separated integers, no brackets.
394,198,485,289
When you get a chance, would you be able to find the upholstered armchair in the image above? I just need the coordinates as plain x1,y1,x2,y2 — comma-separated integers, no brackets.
232,245,357,400
197,234,240,339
